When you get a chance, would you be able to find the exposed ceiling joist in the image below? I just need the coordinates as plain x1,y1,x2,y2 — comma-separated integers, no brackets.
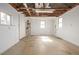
9,3,79,17
23,3,32,16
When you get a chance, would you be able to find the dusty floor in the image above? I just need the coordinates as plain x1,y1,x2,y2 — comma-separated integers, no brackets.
2,36,79,55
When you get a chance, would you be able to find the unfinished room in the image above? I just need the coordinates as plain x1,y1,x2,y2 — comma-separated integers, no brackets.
0,3,79,55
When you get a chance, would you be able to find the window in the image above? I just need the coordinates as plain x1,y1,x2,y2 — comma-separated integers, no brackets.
40,20,45,29
6,14,10,25
1,12,6,24
59,18,63,28
0,12,11,25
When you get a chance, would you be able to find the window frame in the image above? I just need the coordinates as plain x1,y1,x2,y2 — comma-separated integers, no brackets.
59,18,63,28
40,20,46,29
0,11,11,26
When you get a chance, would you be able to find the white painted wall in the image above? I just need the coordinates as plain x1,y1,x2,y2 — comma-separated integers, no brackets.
19,14,26,39
56,5,79,46
0,3,26,54
28,17,57,35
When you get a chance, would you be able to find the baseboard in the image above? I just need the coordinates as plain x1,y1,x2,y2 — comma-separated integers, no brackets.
55,35,79,47
31,34,54,36
19,36,26,40
1,39,19,55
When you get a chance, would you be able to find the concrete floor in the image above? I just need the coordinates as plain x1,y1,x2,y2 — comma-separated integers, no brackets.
2,36,79,55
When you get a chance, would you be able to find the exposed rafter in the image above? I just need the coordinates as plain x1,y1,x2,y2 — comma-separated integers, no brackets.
9,3,79,17
23,3,32,16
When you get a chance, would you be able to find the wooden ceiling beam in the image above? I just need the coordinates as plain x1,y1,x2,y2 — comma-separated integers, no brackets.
9,3,18,9
9,3,79,17
10,3,30,16
23,3,32,16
